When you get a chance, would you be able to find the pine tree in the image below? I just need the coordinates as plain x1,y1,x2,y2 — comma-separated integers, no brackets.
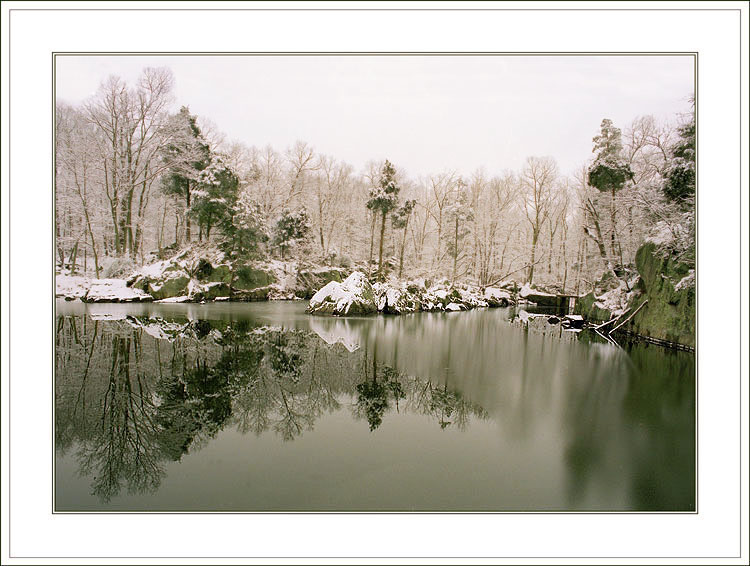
273,207,311,259
663,106,695,203
366,159,400,279
160,107,211,244
588,119,633,265
191,155,240,240
391,199,416,278
444,181,473,283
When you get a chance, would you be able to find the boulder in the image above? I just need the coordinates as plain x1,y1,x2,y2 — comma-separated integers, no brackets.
189,281,231,301
232,265,277,290
307,271,377,316
149,271,191,300
484,286,511,307
296,267,346,299
375,284,421,314
574,291,614,322
457,286,489,308
628,242,695,347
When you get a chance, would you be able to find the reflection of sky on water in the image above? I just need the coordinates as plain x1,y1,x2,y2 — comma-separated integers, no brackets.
54,301,694,511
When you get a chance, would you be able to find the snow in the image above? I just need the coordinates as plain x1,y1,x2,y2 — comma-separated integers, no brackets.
445,302,462,311
83,279,152,303
593,279,641,317
265,259,300,295
56,274,89,299
519,283,555,298
137,260,171,279
155,296,190,303
674,269,695,292
309,271,375,315
484,287,511,301
646,221,676,246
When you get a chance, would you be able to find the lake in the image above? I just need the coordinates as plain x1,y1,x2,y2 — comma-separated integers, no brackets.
54,300,695,511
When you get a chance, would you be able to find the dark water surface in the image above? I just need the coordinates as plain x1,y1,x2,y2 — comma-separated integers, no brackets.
54,300,695,511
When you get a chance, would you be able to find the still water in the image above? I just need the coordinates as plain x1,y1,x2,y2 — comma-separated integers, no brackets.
55,300,695,511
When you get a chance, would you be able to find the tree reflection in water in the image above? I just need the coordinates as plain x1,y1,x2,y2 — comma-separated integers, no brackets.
55,314,488,501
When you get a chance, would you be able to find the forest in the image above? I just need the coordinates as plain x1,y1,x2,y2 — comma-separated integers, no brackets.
55,67,695,296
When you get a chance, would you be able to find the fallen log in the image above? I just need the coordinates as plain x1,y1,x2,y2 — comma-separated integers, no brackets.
610,299,649,334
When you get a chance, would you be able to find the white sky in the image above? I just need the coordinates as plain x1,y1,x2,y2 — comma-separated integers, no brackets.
55,55,694,178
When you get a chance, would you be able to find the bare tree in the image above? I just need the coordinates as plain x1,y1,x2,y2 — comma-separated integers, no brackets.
521,157,558,285
84,68,176,257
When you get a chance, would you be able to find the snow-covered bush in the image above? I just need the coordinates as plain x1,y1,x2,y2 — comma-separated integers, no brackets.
102,256,136,279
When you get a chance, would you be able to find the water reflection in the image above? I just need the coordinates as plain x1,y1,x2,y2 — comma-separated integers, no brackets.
55,303,694,510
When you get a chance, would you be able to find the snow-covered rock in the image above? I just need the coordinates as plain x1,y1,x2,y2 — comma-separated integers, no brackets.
373,283,421,314
307,271,377,316
82,279,153,303
674,269,695,292
457,286,488,308
484,287,512,307
445,302,463,311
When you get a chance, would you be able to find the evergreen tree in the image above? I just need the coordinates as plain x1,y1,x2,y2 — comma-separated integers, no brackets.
444,182,473,283
663,107,695,203
191,155,240,240
273,207,311,259
160,107,211,244
223,190,269,257
391,199,416,278
588,119,633,263
367,159,400,279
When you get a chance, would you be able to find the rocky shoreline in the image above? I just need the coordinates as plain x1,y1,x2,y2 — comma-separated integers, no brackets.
55,241,695,349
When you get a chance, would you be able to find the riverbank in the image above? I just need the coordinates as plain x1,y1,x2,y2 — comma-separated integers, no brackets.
56,239,696,349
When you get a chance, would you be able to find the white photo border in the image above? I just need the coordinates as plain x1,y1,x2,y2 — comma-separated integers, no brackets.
2,2,747,564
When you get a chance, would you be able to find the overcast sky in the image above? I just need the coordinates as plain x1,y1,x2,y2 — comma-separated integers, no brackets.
55,55,694,178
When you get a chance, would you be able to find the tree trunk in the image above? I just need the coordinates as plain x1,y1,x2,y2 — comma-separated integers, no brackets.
185,180,191,243
158,202,167,253
83,207,100,278
527,231,539,285
368,212,376,277
452,216,459,283
398,218,409,279
610,186,617,261
377,211,387,279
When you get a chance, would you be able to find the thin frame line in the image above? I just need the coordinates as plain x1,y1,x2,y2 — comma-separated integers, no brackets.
11,36,722,557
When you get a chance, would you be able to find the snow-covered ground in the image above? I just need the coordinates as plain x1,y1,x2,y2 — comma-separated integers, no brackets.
55,274,89,300
86,279,153,302
56,274,152,302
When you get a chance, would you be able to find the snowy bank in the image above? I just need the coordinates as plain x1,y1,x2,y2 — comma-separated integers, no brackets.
308,275,519,316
